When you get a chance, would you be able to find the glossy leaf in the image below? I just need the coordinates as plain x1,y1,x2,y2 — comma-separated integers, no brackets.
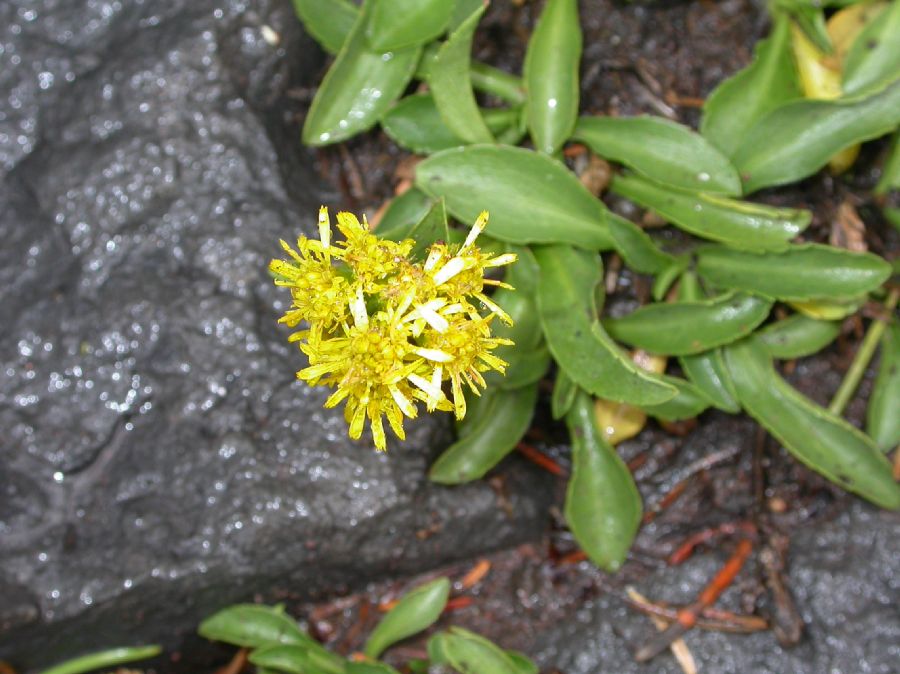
499,346,551,389
679,348,740,413
875,133,900,195
198,605,311,649
867,320,900,452
428,628,522,674
38,647,162,674
575,116,742,195
416,146,614,249
757,314,841,359
364,577,450,658
382,94,519,154
375,189,434,239
695,243,892,301
651,256,689,301
724,337,900,509
733,78,900,193
524,0,582,154
552,369,577,420
428,4,494,144
565,390,642,571
429,383,539,484
610,173,810,251
639,374,712,421
701,17,800,156
675,272,740,412
534,244,676,404
248,644,345,674
302,2,421,146
366,0,454,51
471,61,527,104
843,0,900,95
291,0,357,54
605,212,675,274
603,292,772,356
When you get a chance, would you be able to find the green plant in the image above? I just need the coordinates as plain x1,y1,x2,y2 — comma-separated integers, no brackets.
199,576,538,674
288,0,900,571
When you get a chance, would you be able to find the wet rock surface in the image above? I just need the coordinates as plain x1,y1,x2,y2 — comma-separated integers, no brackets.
0,1,551,668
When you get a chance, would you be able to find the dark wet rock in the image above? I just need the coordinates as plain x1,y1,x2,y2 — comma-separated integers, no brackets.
0,1,552,669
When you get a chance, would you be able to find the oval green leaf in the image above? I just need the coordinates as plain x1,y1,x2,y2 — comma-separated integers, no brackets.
725,337,900,509
534,244,676,404
364,577,451,659
639,374,712,421
429,384,539,484
551,369,577,420
198,604,311,649
695,243,892,302
757,313,841,359
366,0,454,51
382,94,519,154
606,212,675,274
302,2,421,146
291,0,357,54
249,644,345,674
701,16,800,156
733,78,900,193
524,0,582,155
375,189,434,239
565,390,642,571
842,0,900,96
39,647,162,674
610,173,811,251
575,116,742,195
416,146,614,249
867,319,900,452
437,627,524,674
603,292,772,356
679,348,740,413
428,4,494,144
875,132,900,195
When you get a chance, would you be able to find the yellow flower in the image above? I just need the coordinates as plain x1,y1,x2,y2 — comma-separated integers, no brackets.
270,206,517,451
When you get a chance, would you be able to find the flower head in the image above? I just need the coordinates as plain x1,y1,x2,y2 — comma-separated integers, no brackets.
270,207,516,451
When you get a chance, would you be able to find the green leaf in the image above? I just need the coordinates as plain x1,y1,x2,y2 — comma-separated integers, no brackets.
842,0,900,96
471,61,527,104
679,348,741,413
429,628,523,674
416,146,614,249
198,605,312,649
610,173,810,251
38,647,162,674
675,272,741,412
248,644,345,674
505,651,539,674
875,132,900,195
534,244,676,404
551,369,578,420
382,94,520,154
605,212,675,274
701,16,801,156
651,256,690,301
375,189,434,238
429,383,539,484
785,3,833,53
565,390,642,571
867,320,900,452
604,292,771,356
733,78,900,193
364,577,451,659
724,337,900,509
346,662,402,674
428,4,494,144
450,0,484,30
366,0,455,51
302,2,421,146
575,116,742,195
757,314,841,359
639,374,712,421
524,0,582,155
497,346,551,390
291,0,357,54
695,243,892,302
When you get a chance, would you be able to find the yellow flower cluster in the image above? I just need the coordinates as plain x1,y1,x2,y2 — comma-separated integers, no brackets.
270,207,517,451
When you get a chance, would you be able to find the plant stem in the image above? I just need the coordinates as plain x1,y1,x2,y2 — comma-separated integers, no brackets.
470,62,526,104
828,287,900,416
38,646,162,674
